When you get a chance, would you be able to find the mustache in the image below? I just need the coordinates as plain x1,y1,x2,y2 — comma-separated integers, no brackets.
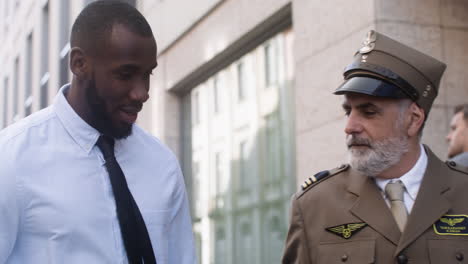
346,135,372,149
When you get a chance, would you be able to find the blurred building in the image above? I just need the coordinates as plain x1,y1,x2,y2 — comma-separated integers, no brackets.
1,0,468,263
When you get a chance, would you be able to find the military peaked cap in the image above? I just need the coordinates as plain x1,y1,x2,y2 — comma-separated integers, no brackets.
334,30,447,116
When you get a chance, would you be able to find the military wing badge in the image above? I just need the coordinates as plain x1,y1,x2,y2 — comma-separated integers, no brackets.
440,217,464,226
434,215,468,236
326,222,367,239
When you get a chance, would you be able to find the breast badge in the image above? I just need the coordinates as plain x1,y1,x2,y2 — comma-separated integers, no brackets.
325,223,368,239
433,215,468,235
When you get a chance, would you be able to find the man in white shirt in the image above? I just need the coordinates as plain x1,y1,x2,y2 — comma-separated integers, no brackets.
0,1,196,263
283,30,468,263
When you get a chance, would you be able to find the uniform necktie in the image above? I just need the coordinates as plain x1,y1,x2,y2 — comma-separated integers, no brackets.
96,136,156,264
385,180,408,232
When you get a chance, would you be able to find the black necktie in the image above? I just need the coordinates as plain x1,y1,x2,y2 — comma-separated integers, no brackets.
96,135,156,264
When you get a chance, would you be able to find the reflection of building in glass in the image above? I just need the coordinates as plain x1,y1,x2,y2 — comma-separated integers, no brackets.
183,30,295,264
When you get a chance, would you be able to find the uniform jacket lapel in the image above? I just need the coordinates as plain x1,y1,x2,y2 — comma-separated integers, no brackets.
347,169,401,246
395,146,451,255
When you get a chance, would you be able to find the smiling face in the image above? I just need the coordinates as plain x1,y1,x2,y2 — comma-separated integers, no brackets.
342,93,413,177
85,24,157,138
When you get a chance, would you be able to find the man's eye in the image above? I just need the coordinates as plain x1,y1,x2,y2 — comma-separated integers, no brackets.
117,72,132,80
364,111,376,116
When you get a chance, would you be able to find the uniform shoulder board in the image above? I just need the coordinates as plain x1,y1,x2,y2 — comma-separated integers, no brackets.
299,164,350,193
446,160,468,175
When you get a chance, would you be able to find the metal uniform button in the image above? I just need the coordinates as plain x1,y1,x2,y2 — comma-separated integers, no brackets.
456,252,464,261
397,254,408,264
341,254,348,262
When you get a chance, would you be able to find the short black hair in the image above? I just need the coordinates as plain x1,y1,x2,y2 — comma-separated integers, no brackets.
71,0,154,55
455,104,468,122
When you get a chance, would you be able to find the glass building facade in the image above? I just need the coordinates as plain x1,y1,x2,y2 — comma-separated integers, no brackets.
182,29,295,264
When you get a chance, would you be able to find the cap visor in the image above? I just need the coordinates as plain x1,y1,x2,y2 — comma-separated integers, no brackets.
334,76,408,99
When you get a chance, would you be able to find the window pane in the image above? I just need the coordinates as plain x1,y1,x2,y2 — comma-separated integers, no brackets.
264,42,278,87
238,141,248,191
40,3,49,108
192,91,200,126
3,77,9,128
213,76,220,113
25,33,33,116
237,62,245,101
59,0,70,88
13,57,19,119
182,29,294,264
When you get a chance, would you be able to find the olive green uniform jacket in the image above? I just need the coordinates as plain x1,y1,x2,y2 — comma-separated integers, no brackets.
282,147,468,264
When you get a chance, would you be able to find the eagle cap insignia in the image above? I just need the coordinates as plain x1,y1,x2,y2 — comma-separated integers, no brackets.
326,222,368,239
359,30,377,54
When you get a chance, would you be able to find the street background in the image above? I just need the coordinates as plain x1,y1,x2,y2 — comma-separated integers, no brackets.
1,0,467,263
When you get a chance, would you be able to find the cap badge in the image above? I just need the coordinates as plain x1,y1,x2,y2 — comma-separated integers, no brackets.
359,30,377,54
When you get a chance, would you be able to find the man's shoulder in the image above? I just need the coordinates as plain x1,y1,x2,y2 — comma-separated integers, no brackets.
130,125,178,162
0,107,56,147
295,164,350,200
450,153,468,168
446,159,468,176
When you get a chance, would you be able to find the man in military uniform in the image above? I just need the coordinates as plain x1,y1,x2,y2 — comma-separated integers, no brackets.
282,31,468,264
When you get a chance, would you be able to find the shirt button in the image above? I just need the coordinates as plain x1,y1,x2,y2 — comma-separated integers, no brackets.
456,252,464,261
397,254,408,264
341,254,348,262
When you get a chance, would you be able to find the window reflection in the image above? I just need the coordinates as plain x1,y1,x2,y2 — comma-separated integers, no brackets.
183,29,294,264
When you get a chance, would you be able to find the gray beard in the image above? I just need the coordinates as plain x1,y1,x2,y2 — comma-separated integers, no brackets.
347,135,409,177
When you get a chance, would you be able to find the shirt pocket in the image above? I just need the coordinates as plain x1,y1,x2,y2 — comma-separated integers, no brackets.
317,239,375,264
143,210,172,264
428,239,468,263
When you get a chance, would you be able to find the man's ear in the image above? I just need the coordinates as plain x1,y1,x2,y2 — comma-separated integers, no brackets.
407,102,425,137
70,47,89,80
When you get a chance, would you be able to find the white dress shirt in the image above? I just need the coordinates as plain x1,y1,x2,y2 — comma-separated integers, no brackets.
0,85,196,264
375,144,428,214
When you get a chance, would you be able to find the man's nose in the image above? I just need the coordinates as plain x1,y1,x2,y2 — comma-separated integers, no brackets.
344,113,363,135
130,80,150,103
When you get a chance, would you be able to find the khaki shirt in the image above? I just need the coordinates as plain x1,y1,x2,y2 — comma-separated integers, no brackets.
282,146,468,264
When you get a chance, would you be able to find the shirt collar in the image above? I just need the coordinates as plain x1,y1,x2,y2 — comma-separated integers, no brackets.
375,144,428,200
53,84,101,154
